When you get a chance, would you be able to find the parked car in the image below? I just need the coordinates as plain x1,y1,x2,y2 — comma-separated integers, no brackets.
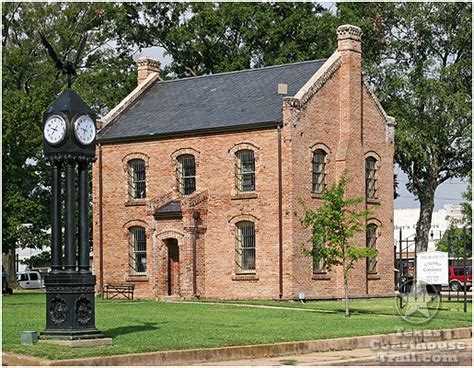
449,266,472,291
17,270,43,290
2,267,13,295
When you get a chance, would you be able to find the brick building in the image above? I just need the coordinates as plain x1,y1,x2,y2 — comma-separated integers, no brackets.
93,25,395,300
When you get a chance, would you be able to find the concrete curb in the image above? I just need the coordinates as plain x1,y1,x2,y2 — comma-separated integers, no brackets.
3,327,472,366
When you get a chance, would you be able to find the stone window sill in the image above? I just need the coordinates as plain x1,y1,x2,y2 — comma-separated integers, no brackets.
311,192,324,199
125,199,147,207
366,198,380,205
312,273,331,280
367,273,380,280
126,276,148,282
231,192,258,200
232,273,259,281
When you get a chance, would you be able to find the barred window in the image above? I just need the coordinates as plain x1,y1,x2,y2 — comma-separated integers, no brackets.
235,221,256,273
312,150,326,194
128,159,146,199
312,242,325,273
236,150,255,192
365,157,377,199
129,226,147,275
366,224,377,273
177,155,196,195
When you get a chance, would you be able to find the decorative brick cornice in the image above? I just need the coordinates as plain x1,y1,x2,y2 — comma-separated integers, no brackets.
136,57,161,70
362,78,390,122
284,52,342,111
362,78,395,143
337,24,362,42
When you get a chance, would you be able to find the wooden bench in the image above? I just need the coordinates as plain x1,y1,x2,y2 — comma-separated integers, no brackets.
104,283,135,300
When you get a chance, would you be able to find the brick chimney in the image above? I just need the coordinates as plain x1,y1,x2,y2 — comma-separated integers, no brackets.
336,24,363,166
136,57,161,85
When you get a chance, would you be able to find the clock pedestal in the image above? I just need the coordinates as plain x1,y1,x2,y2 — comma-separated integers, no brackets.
40,89,108,343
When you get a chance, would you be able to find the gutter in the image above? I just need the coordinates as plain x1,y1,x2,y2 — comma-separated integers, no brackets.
278,125,283,299
97,121,280,145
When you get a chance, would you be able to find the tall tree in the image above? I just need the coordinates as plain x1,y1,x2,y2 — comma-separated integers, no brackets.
2,2,136,286
339,2,472,252
116,2,337,78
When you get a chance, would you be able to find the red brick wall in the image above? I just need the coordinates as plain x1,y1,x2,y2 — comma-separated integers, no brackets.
93,27,394,301
93,129,283,300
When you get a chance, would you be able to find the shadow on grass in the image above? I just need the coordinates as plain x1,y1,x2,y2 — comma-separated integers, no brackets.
104,322,163,338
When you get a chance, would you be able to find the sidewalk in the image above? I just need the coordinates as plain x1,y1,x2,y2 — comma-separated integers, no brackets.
199,338,472,366
3,327,471,366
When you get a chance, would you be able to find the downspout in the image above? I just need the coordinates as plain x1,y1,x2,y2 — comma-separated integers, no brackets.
98,143,104,298
278,125,283,300
192,211,200,298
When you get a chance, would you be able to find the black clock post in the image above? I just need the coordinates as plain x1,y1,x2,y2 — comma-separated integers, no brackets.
40,89,107,343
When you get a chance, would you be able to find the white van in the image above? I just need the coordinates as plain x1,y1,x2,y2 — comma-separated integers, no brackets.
17,271,43,289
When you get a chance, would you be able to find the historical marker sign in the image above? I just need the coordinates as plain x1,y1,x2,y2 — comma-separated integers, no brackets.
416,251,448,285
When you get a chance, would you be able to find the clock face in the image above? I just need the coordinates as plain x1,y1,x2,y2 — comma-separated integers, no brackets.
74,115,96,145
44,115,67,145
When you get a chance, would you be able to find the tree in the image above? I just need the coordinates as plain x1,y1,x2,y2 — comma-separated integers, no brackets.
436,172,472,258
338,2,472,252
117,2,338,78
299,176,377,317
2,2,137,287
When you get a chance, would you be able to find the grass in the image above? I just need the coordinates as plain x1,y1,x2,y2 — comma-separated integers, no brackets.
2,291,472,360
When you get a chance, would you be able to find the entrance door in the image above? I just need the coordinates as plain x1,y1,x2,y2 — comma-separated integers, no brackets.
166,239,180,296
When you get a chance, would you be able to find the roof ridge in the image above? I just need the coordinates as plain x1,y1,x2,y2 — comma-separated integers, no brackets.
156,58,328,85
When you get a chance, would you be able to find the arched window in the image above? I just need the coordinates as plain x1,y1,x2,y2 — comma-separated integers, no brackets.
128,159,146,199
177,154,196,195
129,226,147,275
312,149,327,194
366,223,377,273
365,157,377,200
235,150,255,192
235,221,256,273
312,241,325,273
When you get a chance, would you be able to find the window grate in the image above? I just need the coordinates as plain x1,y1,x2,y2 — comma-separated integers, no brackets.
365,158,377,199
312,150,326,194
129,227,147,275
366,224,377,273
235,221,256,273
236,150,255,192
128,159,146,199
178,155,196,195
312,242,325,273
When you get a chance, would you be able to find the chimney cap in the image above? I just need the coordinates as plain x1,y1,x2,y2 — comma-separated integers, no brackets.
337,24,362,41
136,57,161,69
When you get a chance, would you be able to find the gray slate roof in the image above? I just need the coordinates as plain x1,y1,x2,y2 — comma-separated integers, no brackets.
99,59,326,142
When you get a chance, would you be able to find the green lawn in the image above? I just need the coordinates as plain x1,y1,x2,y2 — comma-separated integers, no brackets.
2,291,472,360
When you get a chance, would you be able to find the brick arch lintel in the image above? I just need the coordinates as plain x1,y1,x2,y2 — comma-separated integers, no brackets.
364,150,381,162
156,229,185,241
170,147,200,161
122,152,150,172
122,219,150,240
228,213,260,233
309,142,331,154
228,141,261,155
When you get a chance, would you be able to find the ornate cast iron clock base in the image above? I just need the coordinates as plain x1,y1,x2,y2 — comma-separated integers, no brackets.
41,273,105,340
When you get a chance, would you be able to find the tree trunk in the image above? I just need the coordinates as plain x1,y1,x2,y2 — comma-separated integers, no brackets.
415,188,436,252
3,249,19,289
344,269,350,317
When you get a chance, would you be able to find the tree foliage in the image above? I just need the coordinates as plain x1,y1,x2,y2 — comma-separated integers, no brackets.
2,2,137,285
338,2,472,252
117,2,337,78
300,176,377,316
